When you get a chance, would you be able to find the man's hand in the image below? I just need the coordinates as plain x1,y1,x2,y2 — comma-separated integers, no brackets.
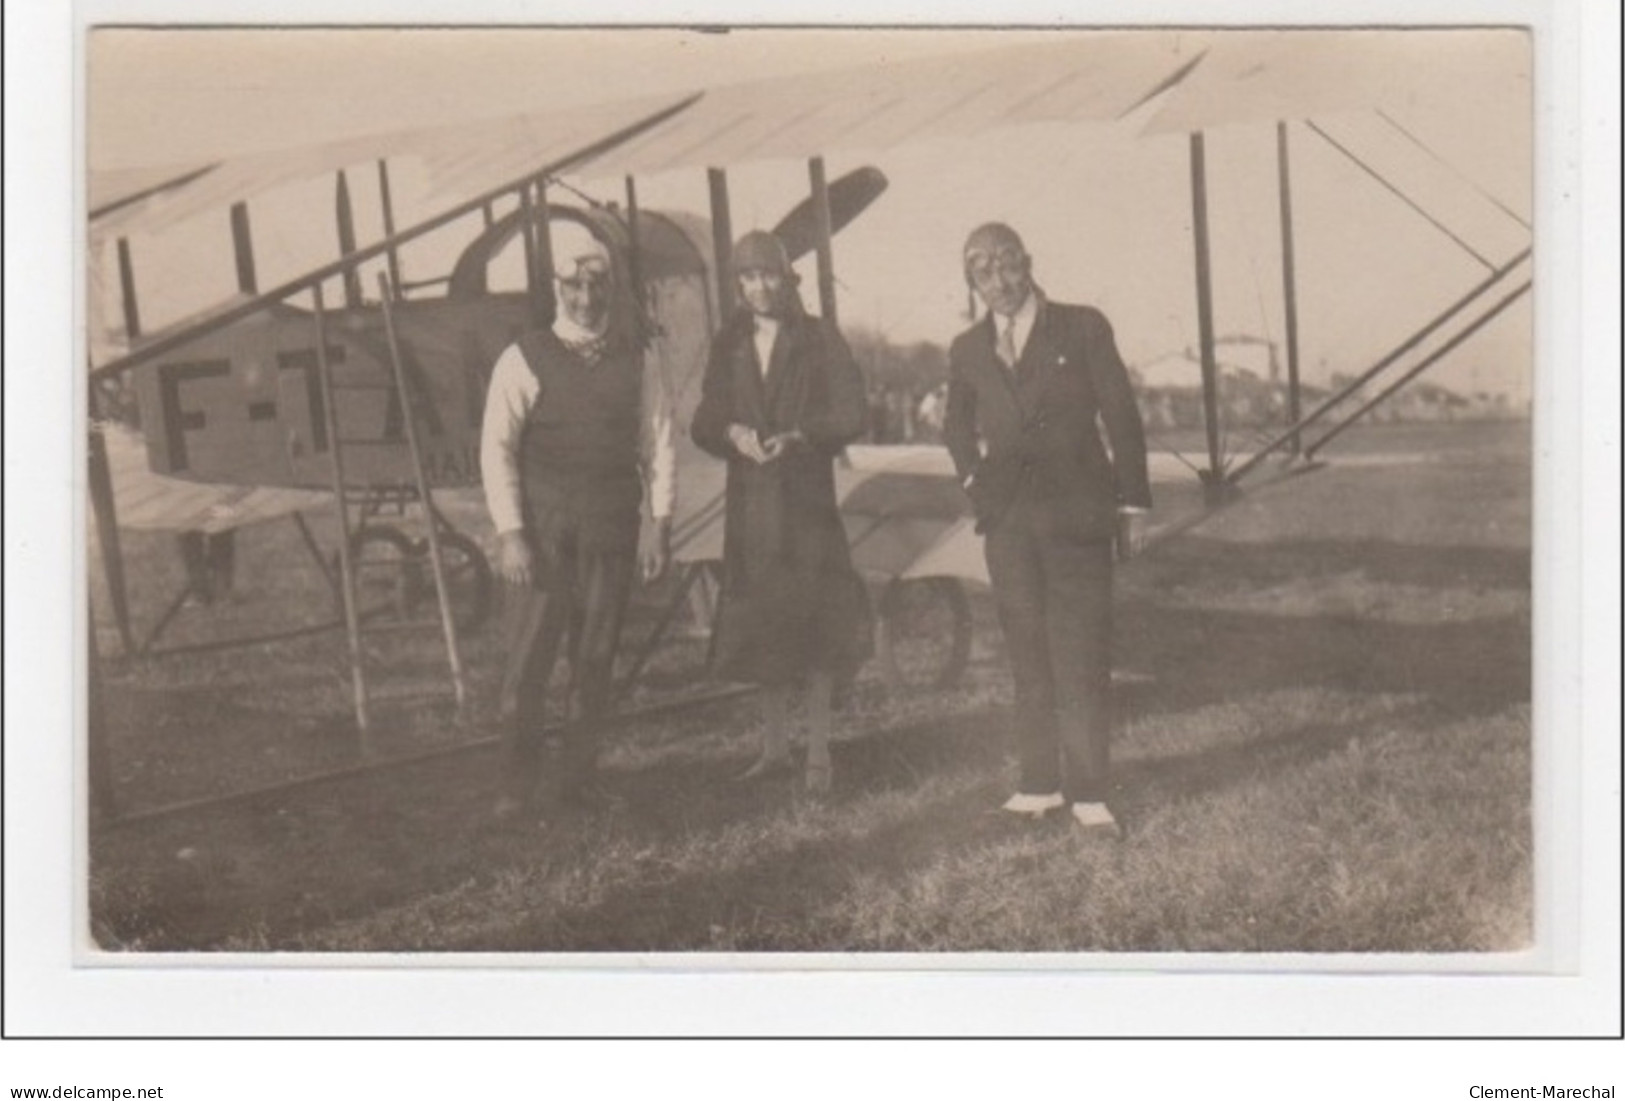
1116,510,1148,562
760,429,803,461
727,423,771,464
641,516,673,583
497,530,534,588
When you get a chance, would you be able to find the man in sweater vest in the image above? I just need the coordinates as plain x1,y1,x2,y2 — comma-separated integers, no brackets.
481,220,675,817
943,222,1151,838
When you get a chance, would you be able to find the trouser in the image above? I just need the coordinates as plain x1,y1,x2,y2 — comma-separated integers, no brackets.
497,524,635,802
984,526,1114,803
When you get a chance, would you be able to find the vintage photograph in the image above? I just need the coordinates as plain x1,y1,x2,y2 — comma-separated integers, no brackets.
83,25,1536,956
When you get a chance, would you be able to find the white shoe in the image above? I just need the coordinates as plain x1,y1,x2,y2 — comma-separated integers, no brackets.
1002,792,1065,817
1070,802,1121,838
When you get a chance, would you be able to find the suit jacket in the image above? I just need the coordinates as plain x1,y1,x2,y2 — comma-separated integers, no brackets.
944,298,1151,540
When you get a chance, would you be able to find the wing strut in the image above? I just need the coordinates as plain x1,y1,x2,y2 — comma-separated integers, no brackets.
88,403,135,657
377,159,404,300
1187,131,1230,503
230,202,258,293
116,238,141,338
624,175,645,318
530,181,556,326
88,241,145,655
1303,281,1531,459
1276,122,1304,455
1226,247,1532,485
708,167,734,319
335,171,363,307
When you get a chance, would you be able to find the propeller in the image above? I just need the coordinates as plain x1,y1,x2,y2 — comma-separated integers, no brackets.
769,166,889,263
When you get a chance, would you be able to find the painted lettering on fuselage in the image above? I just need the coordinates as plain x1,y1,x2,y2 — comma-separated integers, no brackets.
137,303,509,489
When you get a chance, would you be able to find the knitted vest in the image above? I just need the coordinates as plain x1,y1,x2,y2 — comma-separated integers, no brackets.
515,330,643,548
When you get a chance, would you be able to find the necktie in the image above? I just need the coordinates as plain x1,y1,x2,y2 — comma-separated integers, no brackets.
997,317,1018,368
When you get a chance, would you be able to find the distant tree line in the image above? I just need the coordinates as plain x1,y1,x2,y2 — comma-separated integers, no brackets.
846,325,950,444
828,327,1527,447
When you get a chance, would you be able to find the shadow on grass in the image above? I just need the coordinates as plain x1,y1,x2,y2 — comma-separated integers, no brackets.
1115,535,1530,721
462,702,1444,952
90,533,1531,950
82,683,1475,951
1116,603,1528,717
468,715,1029,952
438,535,1531,951
1130,534,1530,592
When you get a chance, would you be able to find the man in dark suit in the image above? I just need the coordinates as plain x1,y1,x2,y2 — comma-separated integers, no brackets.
944,222,1151,836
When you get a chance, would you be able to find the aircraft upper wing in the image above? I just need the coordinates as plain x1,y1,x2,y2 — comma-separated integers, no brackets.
90,162,220,222
89,31,1530,242
89,36,1204,243
1138,29,1532,135
88,91,704,244
418,35,1207,202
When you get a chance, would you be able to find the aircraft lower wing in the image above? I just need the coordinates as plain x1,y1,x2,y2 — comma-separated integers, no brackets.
670,444,1206,588
98,422,330,534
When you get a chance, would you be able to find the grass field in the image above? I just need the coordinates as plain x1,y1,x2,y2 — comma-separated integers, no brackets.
87,421,1532,953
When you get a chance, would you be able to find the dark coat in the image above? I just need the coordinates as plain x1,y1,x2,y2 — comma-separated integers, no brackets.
691,309,871,685
943,299,1151,541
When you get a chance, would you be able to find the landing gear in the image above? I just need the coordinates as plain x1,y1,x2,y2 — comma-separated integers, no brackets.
335,522,493,633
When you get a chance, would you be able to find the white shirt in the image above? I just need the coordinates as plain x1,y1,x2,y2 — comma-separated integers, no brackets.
752,315,781,379
994,289,1041,369
479,337,676,535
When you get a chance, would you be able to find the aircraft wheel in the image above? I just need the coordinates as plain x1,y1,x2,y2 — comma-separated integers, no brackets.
412,530,494,634
335,525,417,623
876,576,972,691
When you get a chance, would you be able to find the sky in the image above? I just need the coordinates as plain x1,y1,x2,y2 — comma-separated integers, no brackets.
86,27,1535,400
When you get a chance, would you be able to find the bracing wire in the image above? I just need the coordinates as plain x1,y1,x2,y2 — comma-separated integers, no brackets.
545,175,613,212
1306,119,1497,272
1376,109,1532,233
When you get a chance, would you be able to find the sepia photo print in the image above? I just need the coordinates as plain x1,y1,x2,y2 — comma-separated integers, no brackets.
82,24,1540,961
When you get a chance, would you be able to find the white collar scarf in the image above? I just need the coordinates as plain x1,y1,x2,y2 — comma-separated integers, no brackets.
553,312,611,364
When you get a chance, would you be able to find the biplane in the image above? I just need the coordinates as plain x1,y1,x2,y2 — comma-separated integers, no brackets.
94,155,897,647
86,29,1532,738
